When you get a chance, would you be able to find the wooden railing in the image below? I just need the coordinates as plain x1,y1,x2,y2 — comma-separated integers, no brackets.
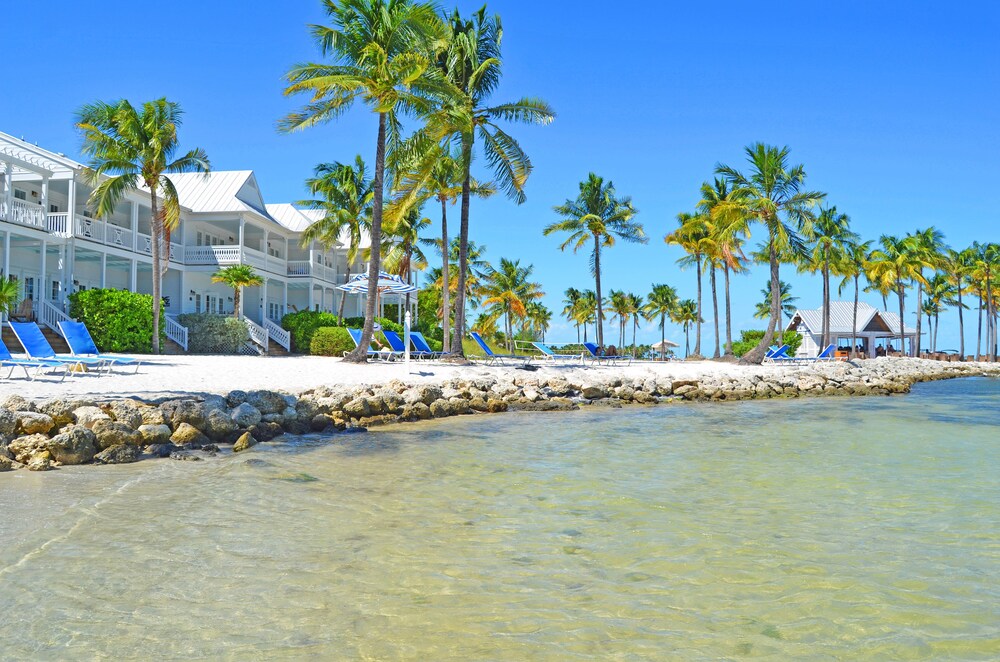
39,300,73,333
286,260,344,284
46,213,70,236
264,318,290,351
164,314,189,352
244,317,268,352
1,198,48,229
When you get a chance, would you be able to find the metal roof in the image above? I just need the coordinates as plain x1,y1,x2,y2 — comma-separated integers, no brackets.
297,208,371,249
788,301,918,336
164,171,280,226
0,131,81,178
266,203,314,232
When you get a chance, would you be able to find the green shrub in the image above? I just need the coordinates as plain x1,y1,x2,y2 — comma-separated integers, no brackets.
281,310,340,353
341,316,403,333
68,289,164,353
732,330,802,357
178,313,249,354
310,326,354,356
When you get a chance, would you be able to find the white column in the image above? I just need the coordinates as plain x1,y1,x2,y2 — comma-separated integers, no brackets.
263,230,269,273
41,177,49,218
308,284,315,311
179,269,187,313
130,258,137,291
2,230,8,278
282,281,288,316
130,200,139,252
57,243,67,308
238,217,245,257
261,277,268,322
3,162,13,215
100,252,107,288
39,240,47,304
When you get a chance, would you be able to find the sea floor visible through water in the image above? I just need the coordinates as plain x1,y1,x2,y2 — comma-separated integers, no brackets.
0,378,998,660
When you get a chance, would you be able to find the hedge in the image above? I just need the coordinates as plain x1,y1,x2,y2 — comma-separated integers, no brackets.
281,310,406,353
732,330,802,358
68,289,164,353
310,326,354,356
178,313,249,354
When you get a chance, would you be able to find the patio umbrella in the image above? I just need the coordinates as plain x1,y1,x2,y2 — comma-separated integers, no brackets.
337,271,417,323
650,339,679,360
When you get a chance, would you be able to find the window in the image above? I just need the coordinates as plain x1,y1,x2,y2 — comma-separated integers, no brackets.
51,280,60,300
14,189,26,201
49,204,59,213
24,277,34,301
194,293,202,312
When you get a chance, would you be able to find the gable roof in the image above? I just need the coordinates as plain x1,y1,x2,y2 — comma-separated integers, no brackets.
788,301,917,336
163,171,279,225
266,203,314,233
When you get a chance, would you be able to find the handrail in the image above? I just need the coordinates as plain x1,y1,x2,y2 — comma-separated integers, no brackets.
264,318,290,352
164,314,189,352
244,317,269,352
40,300,74,333
1,199,47,229
46,213,71,236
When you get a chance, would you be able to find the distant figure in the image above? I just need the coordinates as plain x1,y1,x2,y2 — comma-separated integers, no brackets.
606,345,618,356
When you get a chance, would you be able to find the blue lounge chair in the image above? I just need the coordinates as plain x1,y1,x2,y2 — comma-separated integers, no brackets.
583,342,633,366
382,330,438,360
531,342,583,364
8,321,110,375
58,321,142,374
345,328,400,361
0,341,70,381
762,344,790,364
470,331,529,367
773,344,836,364
409,332,445,359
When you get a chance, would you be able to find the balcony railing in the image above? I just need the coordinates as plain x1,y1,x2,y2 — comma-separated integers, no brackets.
1,198,48,230
46,213,70,236
136,232,184,263
287,260,345,284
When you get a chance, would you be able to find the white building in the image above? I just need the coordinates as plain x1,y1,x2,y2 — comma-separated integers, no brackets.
0,131,401,352
786,301,919,357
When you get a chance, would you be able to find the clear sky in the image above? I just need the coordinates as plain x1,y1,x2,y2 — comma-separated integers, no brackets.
4,1,997,351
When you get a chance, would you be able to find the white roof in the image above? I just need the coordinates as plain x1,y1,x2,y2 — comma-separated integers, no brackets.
789,301,917,336
0,131,80,178
266,203,314,232
164,171,279,225
295,208,372,250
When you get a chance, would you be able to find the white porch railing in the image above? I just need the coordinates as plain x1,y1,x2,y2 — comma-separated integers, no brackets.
185,245,242,265
244,317,268,353
286,260,344,284
136,233,184,262
1,199,48,230
264,318,290,351
164,314,189,352
46,213,71,236
39,300,73,333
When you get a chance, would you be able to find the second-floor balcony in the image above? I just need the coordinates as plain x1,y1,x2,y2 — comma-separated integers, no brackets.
287,260,346,285
1,198,51,231
186,244,289,277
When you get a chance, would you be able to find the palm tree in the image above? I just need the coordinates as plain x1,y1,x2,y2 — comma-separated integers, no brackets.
562,287,583,342
665,211,710,357
969,242,1000,361
280,0,441,362
868,234,928,355
211,264,264,319
753,280,798,323
836,239,872,358
946,247,977,359
423,7,555,357
423,238,491,336
471,311,498,339
0,277,20,320
698,177,749,357
524,301,552,341
673,299,700,358
805,206,858,348
626,292,643,357
76,98,210,354
479,257,544,352
714,143,825,363
909,227,947,355
608,289,630,347
923,273,955,352
574,290,598,343
643,283,679,361
378,206,430,316
298,157,373,319
544,173,646,349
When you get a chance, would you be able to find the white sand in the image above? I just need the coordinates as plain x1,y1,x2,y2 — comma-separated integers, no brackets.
4,355,772,402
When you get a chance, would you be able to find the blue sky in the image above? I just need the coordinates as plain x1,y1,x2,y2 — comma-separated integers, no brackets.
4,1,998,351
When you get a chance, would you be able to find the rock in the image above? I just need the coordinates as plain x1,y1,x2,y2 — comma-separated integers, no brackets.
93,444,141,465
140,407,168,426
47,426,98,465
92,420,143,450
633,391,657,404
231,403,262,428
405,385,443,406
581,385,607,399
145,443,180,458
138,424,172,445
468,396,489,412
169,451,202,461
160,400,207,430
247,422,283,442
203,408,238,441
38,399,92,427
429,399,454,418
510,399,578,412
26,451,53,471
8,434,51,464
16,411,55,435
342,398,371,419
245,390,287,415
283,420,310,435
233,431,258,453
0,409,17,438
170,422,210,446
401,402,432,421
0,455,12,471
201,443,220,453
1,395,35,412
225,390,249,407
73,406,112,429
486,399,508,413
103,400,145,429
310,414,332,431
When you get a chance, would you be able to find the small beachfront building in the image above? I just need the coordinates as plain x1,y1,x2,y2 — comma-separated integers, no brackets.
785,301,919,357
0,130,410,352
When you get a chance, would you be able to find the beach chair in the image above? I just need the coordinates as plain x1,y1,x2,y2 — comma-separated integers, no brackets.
583,342,633,366
382,329,437,360
8,321,111,375
58,321,142,374
0,341,71,381
470,331,529,367
531,342,583,364
762,344,790,364
810,344,837,362
345,328,400,361
409,331,445,359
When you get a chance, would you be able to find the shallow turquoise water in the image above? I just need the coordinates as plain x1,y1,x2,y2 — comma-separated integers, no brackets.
0,378,998,660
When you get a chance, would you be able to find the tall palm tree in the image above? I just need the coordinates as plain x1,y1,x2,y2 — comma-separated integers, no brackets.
544,173,646,349
970,242,1000,361
608,289,630,347
923,273,955,352
626,292,643,357
280,0,441,362
298,157,373,319
562,287,583,343
753,280,798,322
76,98,210,354
574,290,598,343
805,206,858,348
672,299,700,358
836,239,872,358
479,257,544,351
946,247,977,359
909,227,947,355
868,234,927,355
524,301,552,341
643,283,679,361
699,177,748,357
0,277,20,320
665,211,710,357
714,143,825,363
211,264,264,319
423,7,555,357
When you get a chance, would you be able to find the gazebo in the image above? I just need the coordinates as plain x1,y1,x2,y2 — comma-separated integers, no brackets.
785,301,919,357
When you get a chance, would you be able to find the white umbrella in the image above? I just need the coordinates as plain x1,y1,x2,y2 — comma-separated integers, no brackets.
650,339,679,350
336,271,416,297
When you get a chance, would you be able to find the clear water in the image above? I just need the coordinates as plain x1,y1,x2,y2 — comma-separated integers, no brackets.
1,379,998,660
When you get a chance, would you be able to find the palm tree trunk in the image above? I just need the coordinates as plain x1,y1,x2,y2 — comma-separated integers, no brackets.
710,265,720,358
576,323,580,344
977,295,982,361
440,197,450,353
337,266,350,319
632,317,637,357
594,236,604,349
957,282,965,359
898,280,906,356
694,256,702,356
234,287,241,319
660,315,665,361
915,277,923,356
684,324,690,358
988,275,995,361
149,190,161,354
851,274,859,359
742,237,781,364
346,112,387,363
822,255,830,349
723,264,733,356
453,135,474,359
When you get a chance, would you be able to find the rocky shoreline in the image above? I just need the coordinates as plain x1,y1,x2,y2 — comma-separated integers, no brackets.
1,357,998,472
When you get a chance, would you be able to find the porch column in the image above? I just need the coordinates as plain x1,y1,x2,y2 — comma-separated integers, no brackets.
263,230,269,273
41,177,50,218
238,217,245,263
308,284,315,311
261,277,268,322
3,161,13,213
282,281,288,316
57,243,67,308
38,240,47,305
100,252,106,288
179,270,187,314
130,258,137,291
2,230,8,278
130,200,139,252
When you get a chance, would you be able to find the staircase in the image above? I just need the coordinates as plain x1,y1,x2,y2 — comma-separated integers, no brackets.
2,324,70,354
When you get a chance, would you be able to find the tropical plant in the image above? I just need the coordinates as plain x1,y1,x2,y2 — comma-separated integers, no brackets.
76,98,210,353
562,287,583,342
68,288,165,353
867,234,928,355
643,283,679,361
0,277,20,318
608,289,631,347
378,206,431,314
309,326,355,356
665,211,711,357
969,242,1000,361
909,226,947,355
626,292,643,357
281,309,342,353
700,177,748,356
672,298,701,358
544,173,646,349
945,247,977,358
573,290,598,343
714,143,825,363
177,313,250,354
803,206,858,348
923,272,955,352
523,301,552,341
836,239,872,359
479,257,544,351
280,0,442,362
211,264,264,319
471,311,498,339
753,280,798,322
